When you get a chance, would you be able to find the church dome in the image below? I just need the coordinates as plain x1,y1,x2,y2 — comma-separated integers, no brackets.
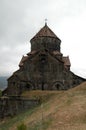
31,24,59,39
30,24,61,52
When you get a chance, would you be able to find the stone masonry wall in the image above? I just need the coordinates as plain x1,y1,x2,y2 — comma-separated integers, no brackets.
0,96,39,119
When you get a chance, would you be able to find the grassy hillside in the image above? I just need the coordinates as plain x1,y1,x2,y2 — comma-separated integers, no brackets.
0,82,86,130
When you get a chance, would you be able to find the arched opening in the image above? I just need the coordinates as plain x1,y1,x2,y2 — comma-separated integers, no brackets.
25,82,34,90
52,81,64,90
55,84,61,90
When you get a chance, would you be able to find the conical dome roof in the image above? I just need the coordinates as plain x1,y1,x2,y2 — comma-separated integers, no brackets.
31,24,60,41
30,24,61,52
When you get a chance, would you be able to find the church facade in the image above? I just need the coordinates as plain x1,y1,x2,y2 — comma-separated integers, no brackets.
4,23,85,95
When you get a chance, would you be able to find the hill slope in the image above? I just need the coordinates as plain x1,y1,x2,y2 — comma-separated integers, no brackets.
0,82,86,130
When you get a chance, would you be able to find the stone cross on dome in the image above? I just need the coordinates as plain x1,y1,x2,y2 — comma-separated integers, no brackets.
45,18,48,25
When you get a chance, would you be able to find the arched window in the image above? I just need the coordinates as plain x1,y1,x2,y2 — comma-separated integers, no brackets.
52,81,64,90
25,82,34,90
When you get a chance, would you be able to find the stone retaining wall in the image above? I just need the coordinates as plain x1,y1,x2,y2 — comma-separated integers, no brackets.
0,96,39,119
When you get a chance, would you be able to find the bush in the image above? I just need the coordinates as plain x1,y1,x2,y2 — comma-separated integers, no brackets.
0,90,2,97
17,123,27,130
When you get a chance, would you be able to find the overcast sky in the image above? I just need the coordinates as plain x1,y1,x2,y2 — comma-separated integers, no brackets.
0,0,86,78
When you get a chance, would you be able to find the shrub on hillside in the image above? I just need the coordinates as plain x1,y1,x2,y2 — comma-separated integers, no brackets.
17,123,27,130
0,90,2,97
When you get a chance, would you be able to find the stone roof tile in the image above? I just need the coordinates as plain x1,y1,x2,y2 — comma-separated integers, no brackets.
31,24,60,40
63,56,71,66
19,56,28,67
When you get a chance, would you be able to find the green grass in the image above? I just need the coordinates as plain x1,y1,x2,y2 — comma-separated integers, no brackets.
0,107,37,130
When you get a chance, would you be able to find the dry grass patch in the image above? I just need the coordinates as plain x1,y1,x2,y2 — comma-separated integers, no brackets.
1,82,86,130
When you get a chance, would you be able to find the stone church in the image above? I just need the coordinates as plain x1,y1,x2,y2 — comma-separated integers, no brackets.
4,23,85,95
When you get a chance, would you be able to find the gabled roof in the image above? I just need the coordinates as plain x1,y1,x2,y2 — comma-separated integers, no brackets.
19,56,28,67
63,56,71,66
27,50,37,55
52,50,62,55
31,24,60,41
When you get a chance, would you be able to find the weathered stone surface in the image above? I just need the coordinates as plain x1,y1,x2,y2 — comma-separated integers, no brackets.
0,96,39,119
3,24,86,95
